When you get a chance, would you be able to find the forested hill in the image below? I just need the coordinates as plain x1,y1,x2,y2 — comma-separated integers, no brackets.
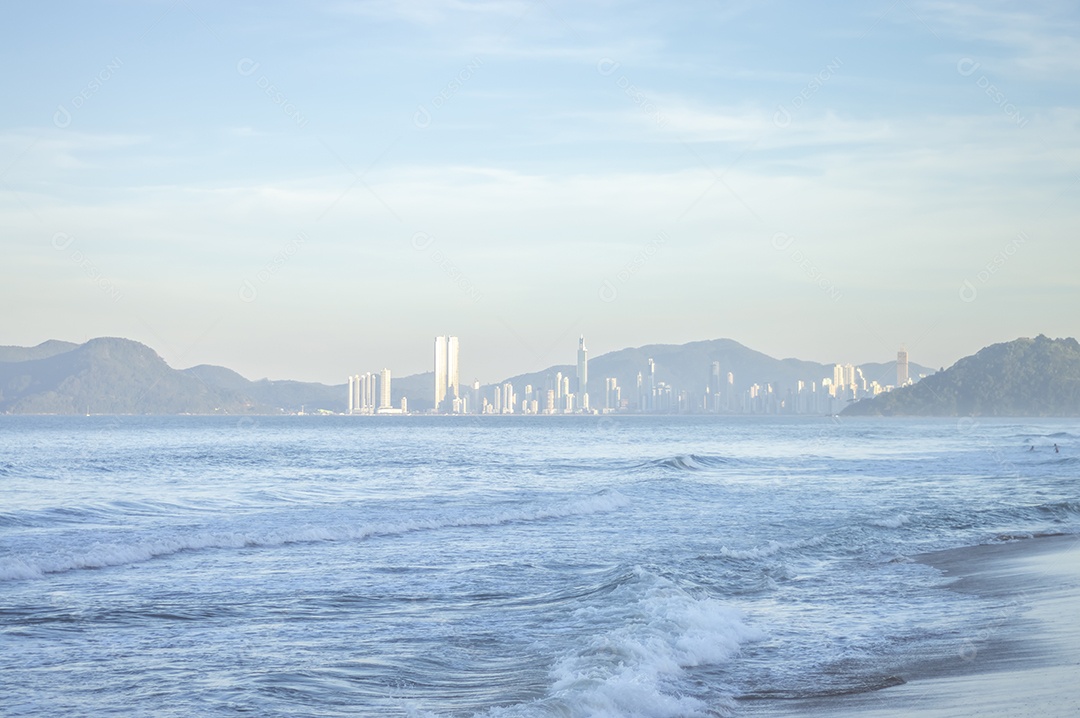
0,338,345,414
842,335,1080,417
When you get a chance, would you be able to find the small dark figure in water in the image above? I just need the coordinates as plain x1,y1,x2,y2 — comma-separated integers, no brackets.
1055,443,1060,453
1029,445,1035,452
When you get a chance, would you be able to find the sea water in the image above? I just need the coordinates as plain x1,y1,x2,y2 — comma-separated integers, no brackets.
1,415,1077,717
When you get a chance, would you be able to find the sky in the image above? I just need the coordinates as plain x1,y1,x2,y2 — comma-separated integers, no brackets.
2,0,1078,384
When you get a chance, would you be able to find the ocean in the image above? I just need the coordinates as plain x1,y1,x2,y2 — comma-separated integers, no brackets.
1,415,1077,717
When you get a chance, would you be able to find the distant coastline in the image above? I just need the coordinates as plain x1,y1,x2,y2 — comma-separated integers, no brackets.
3,334,1078,417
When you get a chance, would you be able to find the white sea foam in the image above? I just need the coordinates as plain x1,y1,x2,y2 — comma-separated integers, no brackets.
0,491,631,581
870,514,910,529
539,568,764,717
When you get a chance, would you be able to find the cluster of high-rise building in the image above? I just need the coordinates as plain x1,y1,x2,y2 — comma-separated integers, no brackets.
599,349,914,415
346,368,404,414
433,335,463,413
691,349,915,415
347,339,914,417
476,336,591,414
345,334,593,415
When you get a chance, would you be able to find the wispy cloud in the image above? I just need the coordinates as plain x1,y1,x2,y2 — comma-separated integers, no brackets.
917,0,1080,74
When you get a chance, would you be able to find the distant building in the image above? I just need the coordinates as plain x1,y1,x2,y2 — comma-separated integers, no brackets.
897,348,909,387
605,377,620,411
502,382,514,414
433,335,461,413
709,361,722,412
447,336,460,403
434,336,447,409
379,368,392,410
576,335,589,412
347,372,377,414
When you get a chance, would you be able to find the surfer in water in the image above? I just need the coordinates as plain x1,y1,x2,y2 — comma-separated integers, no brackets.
1029,445,1035,452
1055,443,1060,453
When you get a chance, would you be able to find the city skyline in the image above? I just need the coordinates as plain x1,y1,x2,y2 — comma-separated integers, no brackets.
3,2,1077,384
346,332,920,415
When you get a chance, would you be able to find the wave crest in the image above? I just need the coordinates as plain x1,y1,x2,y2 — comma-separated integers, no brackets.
649,454,735,472
544,568,764,717
870,514,910,529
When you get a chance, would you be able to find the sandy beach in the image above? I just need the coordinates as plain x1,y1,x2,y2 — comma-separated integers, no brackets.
741,533,1080,717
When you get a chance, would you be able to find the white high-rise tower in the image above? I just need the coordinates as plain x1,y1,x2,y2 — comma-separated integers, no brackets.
379,368,392,410
434,336,447,410
447,336,460,403
434,335,461,413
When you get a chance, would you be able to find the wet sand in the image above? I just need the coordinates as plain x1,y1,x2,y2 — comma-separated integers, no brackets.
740,533,1080,717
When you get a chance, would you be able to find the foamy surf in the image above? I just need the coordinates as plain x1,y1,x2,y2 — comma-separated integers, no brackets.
871,514,911,529
6,415,1080,717
478,568,764,718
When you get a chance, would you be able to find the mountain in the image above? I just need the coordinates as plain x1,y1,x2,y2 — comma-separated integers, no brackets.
392,372,434,413
0,340,79,363
494,338,931,407
0,338,344,414
182,364,347,413
0,335,934,415
842,335,1080,417
0,338,249,414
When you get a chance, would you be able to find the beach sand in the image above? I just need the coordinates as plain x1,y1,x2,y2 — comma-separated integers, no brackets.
739,533,1080,717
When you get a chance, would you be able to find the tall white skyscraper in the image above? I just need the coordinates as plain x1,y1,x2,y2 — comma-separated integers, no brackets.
362,372,375,412
577,335,589,412
379,368,392,410
605,377,620,411
434,336,447,410
710,361,722,413
843,364,856,393
503,382,514,414
897,347,909,386
647,358,656,412
434,335,461,413
447,336,460,403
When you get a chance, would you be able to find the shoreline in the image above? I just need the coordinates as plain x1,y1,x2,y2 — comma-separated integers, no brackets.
739,533,1080,717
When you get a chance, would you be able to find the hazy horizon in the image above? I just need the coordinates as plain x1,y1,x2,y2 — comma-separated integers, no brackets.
4,1,1078,383
3,332,949,386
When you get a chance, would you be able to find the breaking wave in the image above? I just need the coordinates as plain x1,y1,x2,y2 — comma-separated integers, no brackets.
870,514,910,529
648,454,736,472
537,568,764,717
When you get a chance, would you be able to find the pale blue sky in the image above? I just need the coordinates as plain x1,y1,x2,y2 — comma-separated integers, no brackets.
3,0,1078,383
